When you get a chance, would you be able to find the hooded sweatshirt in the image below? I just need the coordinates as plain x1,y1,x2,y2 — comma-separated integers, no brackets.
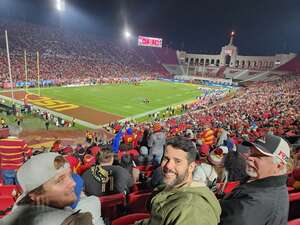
141,182,221,225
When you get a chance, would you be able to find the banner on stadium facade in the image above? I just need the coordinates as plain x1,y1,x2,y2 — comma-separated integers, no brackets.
138,36,163,48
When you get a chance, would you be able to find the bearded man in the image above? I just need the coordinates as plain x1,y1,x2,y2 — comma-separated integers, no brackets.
137,136,221,225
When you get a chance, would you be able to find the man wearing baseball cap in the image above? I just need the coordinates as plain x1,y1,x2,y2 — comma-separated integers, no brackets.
1,152,94,225
219,133,290,225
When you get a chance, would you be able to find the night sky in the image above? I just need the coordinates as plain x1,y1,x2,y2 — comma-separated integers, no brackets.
0,0,300,55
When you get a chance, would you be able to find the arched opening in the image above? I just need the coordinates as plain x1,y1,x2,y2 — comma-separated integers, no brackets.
205,59,209,66
190,58,194,66
225,55,231,66
235,60,239,68
200,58,204,65
242,60,245,68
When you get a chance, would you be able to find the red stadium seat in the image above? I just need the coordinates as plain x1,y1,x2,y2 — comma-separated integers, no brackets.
135,165,154,172
289,192,300,220
288,186,296,193
288,177,296,187
100,193,126,221
217,181,240,194
135,165,154,178
288,219,300,225
0,196,15,218
118,149,139,160
76,163,92,175
289,192,300,202
0,185,18,196
224,181,240,193
293,168,300,181
127,190,152,213
111,213,150,225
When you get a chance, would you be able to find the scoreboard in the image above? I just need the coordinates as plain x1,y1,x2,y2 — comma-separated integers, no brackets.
138,36,163,48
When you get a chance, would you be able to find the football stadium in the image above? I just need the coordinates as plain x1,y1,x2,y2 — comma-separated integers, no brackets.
0,0,299,225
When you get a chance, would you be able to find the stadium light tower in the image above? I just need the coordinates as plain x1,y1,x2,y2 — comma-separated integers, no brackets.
229,30,235,45
56,0,65,12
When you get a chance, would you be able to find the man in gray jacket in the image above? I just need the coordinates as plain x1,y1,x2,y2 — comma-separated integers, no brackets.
219,134,290,225
148,123,166,165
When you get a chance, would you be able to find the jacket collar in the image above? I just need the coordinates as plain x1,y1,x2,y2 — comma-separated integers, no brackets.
245,175,287,188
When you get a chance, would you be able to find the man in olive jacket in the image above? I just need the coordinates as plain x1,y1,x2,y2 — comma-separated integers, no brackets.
138,136,221,225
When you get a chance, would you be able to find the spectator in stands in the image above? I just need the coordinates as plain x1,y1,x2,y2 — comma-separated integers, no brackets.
138,136,221,225
1,117,7,128
45,118,50,130
120,154,140,183
73,144,86,163
122,127,135,150
215,128,229,147
148,123,166,165
51,140,62,153
193,162,218,191
207,146,229,183
2,152,96,225
139,128,150,149
200,125,215,146
136,146,153,166
0,126,29,185
81,147,133,196
219,134,290,225
223,144,249,183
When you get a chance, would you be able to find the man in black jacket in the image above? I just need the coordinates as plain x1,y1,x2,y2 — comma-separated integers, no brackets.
219,133,290,225
81,148,133,196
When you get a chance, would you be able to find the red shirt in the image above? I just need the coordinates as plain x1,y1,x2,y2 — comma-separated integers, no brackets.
0,137,29,170
123,134,135,144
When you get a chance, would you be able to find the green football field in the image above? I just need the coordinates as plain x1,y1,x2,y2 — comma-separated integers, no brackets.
32,80,203,117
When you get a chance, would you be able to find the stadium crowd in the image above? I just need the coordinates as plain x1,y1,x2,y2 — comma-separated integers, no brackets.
0,19,174,86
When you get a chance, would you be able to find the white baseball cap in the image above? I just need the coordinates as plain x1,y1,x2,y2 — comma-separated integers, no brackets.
17,152,69,202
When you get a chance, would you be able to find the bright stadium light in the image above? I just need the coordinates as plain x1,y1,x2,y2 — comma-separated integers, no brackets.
123,29,131,39
56,0,65,12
